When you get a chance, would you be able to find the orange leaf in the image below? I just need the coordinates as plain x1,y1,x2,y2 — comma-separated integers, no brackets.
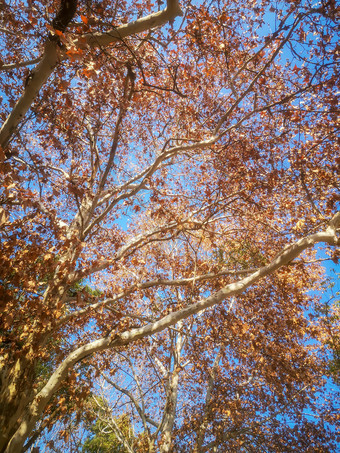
81,15,88,24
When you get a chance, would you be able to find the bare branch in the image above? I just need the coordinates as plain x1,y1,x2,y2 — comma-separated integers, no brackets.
99,370,159,429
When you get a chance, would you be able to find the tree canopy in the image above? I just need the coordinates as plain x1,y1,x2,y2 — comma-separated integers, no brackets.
0,0,339,451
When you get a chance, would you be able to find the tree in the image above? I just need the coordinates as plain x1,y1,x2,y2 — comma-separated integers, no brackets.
82,398,136,453
0,0,339,451
318,271,340,384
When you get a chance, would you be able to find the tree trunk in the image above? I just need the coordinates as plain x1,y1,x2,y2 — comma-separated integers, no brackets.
0,356,36,453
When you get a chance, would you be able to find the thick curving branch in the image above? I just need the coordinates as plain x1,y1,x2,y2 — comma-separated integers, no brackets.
84,0,183,47
0,39,60,153
0,0,183,154
58,267,256,326
4,212,339,453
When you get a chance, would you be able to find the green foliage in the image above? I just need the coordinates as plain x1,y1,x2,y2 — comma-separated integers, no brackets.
214,240,267,269
319,271,340,383
82,398,134,453
68,280,103,298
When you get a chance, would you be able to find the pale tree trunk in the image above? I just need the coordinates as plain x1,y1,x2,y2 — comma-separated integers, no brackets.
2,215,339,452
195,346,224,452
159,371,179,453
0,39,59,152
159,324,184,452
0,193,97,453
0,355,37,452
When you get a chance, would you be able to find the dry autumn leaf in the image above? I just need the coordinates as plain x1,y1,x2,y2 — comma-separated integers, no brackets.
0,0,339,452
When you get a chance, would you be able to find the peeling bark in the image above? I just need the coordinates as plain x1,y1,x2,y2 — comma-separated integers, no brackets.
0,356,36,453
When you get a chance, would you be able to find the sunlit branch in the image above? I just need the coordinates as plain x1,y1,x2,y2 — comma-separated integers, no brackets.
83,0,183,48
61,209,331,326
84,119,102,187
8,213,338,453
85,143,188,237
91,395,135,452
84,75,315,198
214,82,317,142
0,39,59,152
99,370,159,429
98,72,133,192
80,206,221,279
108,416,135,453
158,326,182,452
0,0,183,154
231,9,295,82
0,57,41,71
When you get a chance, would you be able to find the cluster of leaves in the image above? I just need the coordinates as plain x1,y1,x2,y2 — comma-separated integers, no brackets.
82,399,135,453
0,0,339,451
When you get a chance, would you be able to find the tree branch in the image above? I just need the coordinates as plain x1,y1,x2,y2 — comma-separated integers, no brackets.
0,0,183,155
83,0,183,48
99,370,159,429
5,212,339,452
0,57,41,72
